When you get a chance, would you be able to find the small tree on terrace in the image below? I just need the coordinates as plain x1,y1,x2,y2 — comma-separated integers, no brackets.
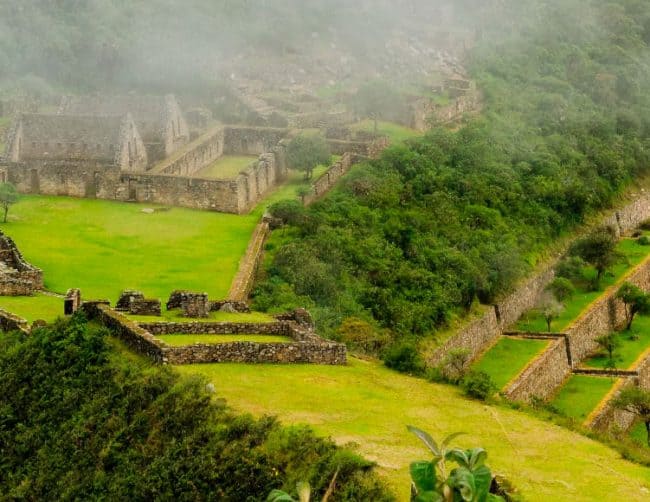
616,282,650,331
286,135,331,181
0,182,19,223
613,387,650,447
352,80,404,133
570,227,619,290
595,332,621,369
540,293,564,332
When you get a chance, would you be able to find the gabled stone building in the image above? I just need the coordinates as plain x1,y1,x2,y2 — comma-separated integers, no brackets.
5,113,147,171
58,94,190,164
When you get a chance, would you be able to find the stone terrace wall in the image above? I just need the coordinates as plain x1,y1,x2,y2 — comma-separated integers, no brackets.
83,302,347,366
505,255,650,402
152,126,225,176
429,191,650,370
303,152,357,206
503,338,572,402
0,231,43,295
0,307,30,334
164,341,346,365
81,302,166,363
228,219,270,301
327,137,389,159
588,346,650,432
223,127,289,156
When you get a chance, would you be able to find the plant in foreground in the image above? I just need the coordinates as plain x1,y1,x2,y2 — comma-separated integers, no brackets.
408,427,504,502
267,469,339,502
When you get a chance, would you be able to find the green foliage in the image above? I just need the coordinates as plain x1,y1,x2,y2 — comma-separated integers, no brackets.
556,256,588,285
382,339,425,375
547,277,576,302
286,135,331,180
0,316,390,500
352,81,408,132
595,333,622,369
407,427,504,502
461,371,496,401
616,282,650,330
613,387,650,447
570,228,620,290
0,182,18,223
638,235,650,246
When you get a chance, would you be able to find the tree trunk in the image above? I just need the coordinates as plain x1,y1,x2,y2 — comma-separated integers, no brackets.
546,318,551,332
646,421,650,448
3,205,7,223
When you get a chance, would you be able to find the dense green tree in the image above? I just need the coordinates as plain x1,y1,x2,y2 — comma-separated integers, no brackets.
616,282,650,330
286,135,331,181
613,387,650,447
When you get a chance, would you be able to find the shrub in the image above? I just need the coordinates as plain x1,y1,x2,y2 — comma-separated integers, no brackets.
547,277,576,302
638,235,650,246
382,340,425,375
461,371,496,400
269,199,308,226
336,317,390,356
555,256,587,283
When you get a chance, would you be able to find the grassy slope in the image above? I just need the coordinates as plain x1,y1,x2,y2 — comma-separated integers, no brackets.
472,337,550,390
193,155,257,180
349,120,422,143
157,334,291,345
0,196,259,301
552,375,618,421
177,359,650,502
516,238,650,332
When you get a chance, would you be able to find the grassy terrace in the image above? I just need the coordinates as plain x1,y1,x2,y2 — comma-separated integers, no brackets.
0,196,260,301
0,294,62,322
177,358,650,501
516,237,650,333
472,337,550,390
551,375,618,421
127,309,275,324
350,119,421,143
583,315,650,369
193,155,257,180
157,334,291,346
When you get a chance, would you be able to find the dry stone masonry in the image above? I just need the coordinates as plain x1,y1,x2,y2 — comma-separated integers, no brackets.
0,231,43,296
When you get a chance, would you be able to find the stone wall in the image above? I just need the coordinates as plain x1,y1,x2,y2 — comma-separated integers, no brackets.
81,302,167,363
228,219,270,301
503,338,572,402
223,127,289,156
429,192,650,371
0,307,30,334
0,231,43,296
505,256,650,403
83,301,346,366
152,126,225,176
327,137,389,158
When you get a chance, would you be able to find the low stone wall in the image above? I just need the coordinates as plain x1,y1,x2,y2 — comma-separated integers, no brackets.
503,338,572,402
81,302,166,363
223,126,289,156
0,307,30,334
83,302,346,366
151,126,225,176
326,137,389,159
228,219,270,301
164,341,346,365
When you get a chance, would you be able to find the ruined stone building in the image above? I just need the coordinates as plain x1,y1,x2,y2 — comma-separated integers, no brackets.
4,113,147,171
0,231,43,296
58,95,189,164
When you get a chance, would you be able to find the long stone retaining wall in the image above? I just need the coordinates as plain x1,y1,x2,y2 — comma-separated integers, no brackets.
151,126,225,176
81,302,346,366
228,220,270,301
429,191,650,369
504,255,650,402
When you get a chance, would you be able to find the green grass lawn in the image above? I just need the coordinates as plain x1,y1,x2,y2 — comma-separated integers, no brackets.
128,309,275,324
472,337,550,390
350,120,421,143
0,294,63,322
551,375,617,421
193,155,257,180
0,196,260,301
583,315,650,369
157,334,291,346
175,359,650,501
516,238,650,333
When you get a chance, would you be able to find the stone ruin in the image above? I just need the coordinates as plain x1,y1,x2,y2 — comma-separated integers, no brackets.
166,290,210,318
115,290,162,316
0,231,43,296
64,288,81,315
